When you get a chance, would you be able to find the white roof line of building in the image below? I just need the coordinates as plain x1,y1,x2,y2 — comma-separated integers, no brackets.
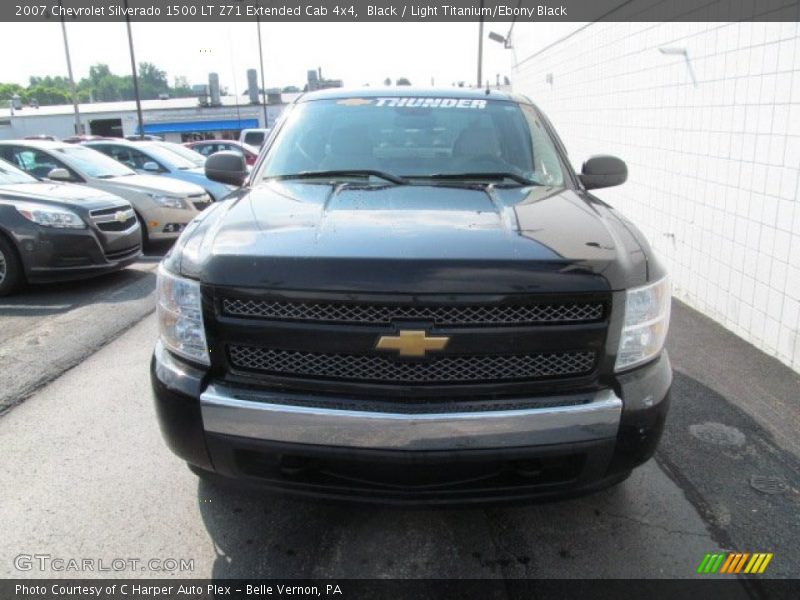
0,93,301,119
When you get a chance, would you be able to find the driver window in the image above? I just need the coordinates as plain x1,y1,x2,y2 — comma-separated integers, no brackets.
13,149,74,180
106,147,137,169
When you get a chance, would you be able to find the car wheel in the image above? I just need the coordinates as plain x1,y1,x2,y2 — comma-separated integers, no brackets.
0,235,23,297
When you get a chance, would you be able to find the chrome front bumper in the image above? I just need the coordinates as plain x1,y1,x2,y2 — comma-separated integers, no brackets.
199,383,622,451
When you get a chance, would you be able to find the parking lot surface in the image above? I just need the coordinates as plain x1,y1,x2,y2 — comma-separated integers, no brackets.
0,263,797,580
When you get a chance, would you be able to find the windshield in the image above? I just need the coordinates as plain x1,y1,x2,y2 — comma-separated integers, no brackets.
56,146,135,178
141,144,198,170
261,97,564,186
0,158,37,184
155,143,205,167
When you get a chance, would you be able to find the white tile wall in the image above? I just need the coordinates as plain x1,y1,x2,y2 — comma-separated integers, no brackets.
512,21,800,372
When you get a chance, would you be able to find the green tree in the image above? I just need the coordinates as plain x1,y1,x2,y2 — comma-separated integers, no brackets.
137,62,168,99
0,83,25,105
3,62,194,107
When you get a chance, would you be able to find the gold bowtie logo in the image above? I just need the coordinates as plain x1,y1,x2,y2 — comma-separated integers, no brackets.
376,330,450,358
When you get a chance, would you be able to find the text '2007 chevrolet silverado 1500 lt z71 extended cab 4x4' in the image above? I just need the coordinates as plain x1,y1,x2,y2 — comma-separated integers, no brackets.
151,88,672,505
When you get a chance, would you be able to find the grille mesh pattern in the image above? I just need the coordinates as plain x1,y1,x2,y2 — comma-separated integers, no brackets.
228,345,596,384
95,217,137,232
222,298,604,326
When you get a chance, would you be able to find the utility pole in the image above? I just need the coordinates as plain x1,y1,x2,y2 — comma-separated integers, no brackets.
58,0,82,135
256,14,269,128
477,0,484,88
124,0,145,139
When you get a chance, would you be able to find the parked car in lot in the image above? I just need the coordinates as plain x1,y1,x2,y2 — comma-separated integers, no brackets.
151,88,672,504
85,139,236,202
0,158,141,296
0,141,212,246
125,134,163,141
185,140,259,166
239,128,271,148
63,135,113,144
153,142,207,168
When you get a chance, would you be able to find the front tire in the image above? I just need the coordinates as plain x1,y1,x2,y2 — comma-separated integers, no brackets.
0,235,23,297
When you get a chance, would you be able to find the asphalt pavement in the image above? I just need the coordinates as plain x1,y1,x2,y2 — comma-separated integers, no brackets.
0,260,797,582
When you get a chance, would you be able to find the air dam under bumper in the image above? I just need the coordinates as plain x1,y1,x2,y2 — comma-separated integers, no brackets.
151,343,671,504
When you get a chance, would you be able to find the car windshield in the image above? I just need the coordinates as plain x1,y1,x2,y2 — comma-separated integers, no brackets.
261,97,565,186
0,158,37,184
55,146,136,178
156,143,205,167
142,144,198,170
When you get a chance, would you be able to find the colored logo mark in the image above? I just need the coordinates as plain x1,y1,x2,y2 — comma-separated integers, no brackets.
697,552,773,574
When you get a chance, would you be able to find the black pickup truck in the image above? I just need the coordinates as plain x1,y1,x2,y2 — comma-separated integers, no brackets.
151,89,671,504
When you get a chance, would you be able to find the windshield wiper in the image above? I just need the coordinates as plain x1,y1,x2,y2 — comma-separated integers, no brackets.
270,170,409,185
418,172,538,186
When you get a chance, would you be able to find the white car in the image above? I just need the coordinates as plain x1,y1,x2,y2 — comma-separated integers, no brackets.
0,141,212,244
239,128,271,148
85,139,236,202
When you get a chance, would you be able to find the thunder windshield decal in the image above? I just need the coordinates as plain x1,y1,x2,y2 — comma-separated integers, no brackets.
337,97,488,109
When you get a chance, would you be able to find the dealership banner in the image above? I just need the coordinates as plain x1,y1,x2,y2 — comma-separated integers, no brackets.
4,579,800,600
2,0,799,22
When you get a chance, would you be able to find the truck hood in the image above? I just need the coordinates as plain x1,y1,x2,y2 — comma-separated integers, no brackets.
0,181,127,211
176,181,647,293
98,173,206,197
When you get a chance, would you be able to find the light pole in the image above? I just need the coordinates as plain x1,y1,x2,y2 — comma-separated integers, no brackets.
256,14,269,128
58,0,82,135
488,29,514,89
488,31,512,49
123,0,145,139
476,0,484,87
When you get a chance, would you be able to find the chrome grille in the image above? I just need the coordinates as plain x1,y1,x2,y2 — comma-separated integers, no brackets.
222,298,604,326
89,205,137,232
228,345,596,384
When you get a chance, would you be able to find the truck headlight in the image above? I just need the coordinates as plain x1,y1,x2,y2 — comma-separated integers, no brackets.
615,276,671,372
148,193,188,210
15,202,85,229
156,265,209,365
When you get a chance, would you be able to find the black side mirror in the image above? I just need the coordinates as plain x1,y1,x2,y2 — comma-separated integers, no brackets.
579,155,627,190
205,151,247,187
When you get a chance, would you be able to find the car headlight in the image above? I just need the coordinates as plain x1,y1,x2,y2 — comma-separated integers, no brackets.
148,193,188,210
615,276,671,372
14,202,85,229
156,265,209,365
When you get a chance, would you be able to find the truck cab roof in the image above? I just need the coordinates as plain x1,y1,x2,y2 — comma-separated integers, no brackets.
297,87,532,104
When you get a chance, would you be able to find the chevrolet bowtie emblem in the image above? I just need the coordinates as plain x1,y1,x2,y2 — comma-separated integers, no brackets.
376,330,450,358
114,210,128,222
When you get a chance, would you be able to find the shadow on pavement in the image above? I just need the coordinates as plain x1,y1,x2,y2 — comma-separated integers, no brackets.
193,371,799,579
655,370,800,580
0,242,171,314
193,389,723,580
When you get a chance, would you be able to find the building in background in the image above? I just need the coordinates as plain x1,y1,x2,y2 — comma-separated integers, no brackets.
0,71,300,143
306,67,343,92
513,20,800,372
